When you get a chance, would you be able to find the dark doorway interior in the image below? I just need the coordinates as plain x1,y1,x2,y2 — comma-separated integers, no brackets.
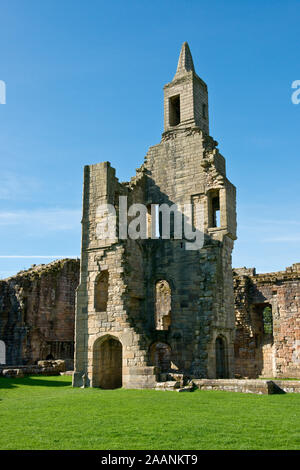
150,342,171,372
216,336,227,378
93,337,122,389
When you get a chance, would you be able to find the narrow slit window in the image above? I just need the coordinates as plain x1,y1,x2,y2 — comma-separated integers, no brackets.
95,271,109,312
212,195,220,227
0,340,6,364
147,204,161,238
263,306,273,335
155,280,171,330
208,190,221,228
202,103,206,119
169,95,180,126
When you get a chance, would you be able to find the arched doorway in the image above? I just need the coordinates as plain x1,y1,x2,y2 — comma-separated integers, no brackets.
216,336,227,378
93,336,122,389
0,340,5,364
150,342,171,372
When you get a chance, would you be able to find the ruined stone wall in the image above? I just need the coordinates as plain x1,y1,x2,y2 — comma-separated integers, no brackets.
233,263,300,378
0,259,79,369
1,255,299,380
73,43,237,389
73,128,237,388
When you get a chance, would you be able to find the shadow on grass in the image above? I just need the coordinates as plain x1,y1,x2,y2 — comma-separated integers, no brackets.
0,376,71,390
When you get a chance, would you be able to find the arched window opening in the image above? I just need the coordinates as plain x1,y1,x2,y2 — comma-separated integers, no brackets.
0,340,5,364
155,280,171,330
150,342,171,373
95,271,109,312
216,336,228,378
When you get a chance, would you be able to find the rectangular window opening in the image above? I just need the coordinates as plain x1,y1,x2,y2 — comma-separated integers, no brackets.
209,190,221,228
169,95,180,126
147,204,161,238
215,206,221,228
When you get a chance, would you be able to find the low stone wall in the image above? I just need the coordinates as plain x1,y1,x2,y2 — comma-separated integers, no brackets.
272,380,300,393
192,378,300,394
155,381,181,391
0,360,66,378
192,379,275,394
123,366,158,389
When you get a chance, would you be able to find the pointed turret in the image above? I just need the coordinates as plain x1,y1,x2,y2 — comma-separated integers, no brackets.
163,42,209,135
174,42,195,79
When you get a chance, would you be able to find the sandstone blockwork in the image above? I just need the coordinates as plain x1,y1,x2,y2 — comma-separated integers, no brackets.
234,264,300,378
0,259,79,370
1,259,300,380
73,42,237,389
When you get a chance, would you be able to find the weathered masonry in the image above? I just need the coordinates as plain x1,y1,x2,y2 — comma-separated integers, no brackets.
1,259,300,381
0,259,79,370
73,42,237,389
234,263,300,379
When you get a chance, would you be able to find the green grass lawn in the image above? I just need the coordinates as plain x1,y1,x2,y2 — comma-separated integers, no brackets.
0,375,299,450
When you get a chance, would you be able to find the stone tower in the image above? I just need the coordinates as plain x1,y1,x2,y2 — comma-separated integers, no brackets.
73,42,237,389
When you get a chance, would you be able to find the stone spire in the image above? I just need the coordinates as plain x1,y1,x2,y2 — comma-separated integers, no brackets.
163,42,209,134
174,42,195,79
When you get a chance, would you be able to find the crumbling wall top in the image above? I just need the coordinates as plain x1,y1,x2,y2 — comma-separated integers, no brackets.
233,263,300,284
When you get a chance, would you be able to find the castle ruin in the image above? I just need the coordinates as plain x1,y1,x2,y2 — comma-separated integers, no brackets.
73,42,237,389
0,259,79,370
1,44,298,388
234,263,300,378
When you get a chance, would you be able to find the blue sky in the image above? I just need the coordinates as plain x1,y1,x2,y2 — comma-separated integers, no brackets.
0,0,299,278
